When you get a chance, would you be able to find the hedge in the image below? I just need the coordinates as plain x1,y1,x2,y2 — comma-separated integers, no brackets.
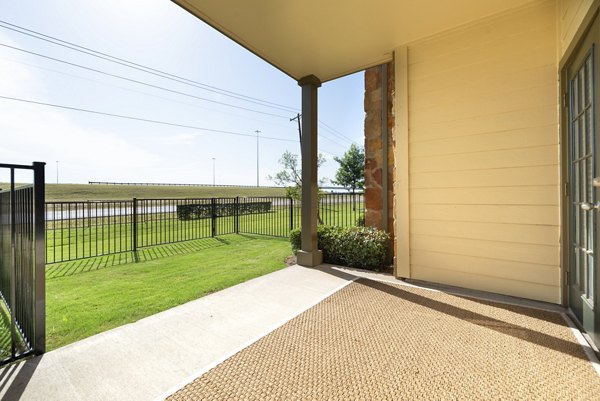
290,225,390,270
177,201,271,220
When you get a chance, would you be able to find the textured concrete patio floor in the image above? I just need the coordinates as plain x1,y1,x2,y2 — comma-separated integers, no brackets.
0,265,598,400
166,277,600,400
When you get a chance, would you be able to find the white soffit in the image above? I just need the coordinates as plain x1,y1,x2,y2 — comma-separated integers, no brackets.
173,0,537,82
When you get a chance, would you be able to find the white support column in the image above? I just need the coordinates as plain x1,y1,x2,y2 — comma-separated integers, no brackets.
297,74,323,267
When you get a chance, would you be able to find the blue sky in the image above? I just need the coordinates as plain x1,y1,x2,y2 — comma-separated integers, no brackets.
0,0,364,186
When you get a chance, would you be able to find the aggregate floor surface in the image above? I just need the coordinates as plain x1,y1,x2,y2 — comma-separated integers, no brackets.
168,278,600,400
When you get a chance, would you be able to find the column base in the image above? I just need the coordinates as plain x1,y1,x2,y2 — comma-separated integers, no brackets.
296,250,323,267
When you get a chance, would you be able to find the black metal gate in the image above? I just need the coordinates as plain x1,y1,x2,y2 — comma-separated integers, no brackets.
0,162,45,365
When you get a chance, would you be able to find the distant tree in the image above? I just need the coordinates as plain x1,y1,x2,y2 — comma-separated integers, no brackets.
332,144,365,193
269,150,327,200
269,150,327,223
333,144,365,211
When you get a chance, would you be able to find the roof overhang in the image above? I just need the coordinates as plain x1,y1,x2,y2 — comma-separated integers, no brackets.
173,0,537,82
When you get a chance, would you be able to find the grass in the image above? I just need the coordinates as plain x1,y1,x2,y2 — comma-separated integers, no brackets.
46,237,226,279
45,201,364,263
0,301,27,361
46,234,291,350
42,183,285,201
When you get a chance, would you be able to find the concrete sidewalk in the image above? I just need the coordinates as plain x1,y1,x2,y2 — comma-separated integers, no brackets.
0,265,360,401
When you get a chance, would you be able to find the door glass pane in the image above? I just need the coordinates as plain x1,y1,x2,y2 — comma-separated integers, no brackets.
587,110,593,155
591,253,596,301
576,248,581,286
586,57,593,107
580,68,585,114
574,105,580,158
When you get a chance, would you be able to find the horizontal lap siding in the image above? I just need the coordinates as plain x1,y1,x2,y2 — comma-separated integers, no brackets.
559,0,595,55
406,1,560,303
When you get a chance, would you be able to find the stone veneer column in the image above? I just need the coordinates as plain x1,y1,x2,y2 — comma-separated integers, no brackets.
364,61,395,257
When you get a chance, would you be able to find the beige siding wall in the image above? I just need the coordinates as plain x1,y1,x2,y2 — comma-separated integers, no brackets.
559,0,595,55
401,1,561,303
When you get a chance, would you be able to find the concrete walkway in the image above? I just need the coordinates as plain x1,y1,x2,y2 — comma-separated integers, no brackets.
0,265,359,401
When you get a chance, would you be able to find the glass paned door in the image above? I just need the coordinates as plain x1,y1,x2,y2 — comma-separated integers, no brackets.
568,24,598,345
570,49,595,313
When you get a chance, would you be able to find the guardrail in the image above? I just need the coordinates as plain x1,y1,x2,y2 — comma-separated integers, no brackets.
88,181,283,188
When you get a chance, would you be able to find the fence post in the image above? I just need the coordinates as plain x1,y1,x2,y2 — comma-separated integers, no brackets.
132,198,138,262
234,196,239,234
33,161,46,354
9,168,17,358
211,198,217,237
289,197,294,232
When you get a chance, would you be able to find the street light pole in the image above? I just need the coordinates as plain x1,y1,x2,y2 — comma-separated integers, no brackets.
212,158,216,186
56,161,59,184
255,130,260,187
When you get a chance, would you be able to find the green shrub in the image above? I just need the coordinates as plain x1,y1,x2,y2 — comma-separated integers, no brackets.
356,215,365,227
289,225,390,270
289,225,333,254
290,228,301,252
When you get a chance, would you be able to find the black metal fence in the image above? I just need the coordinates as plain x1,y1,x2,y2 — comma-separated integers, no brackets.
0,162,45,366
46,193,364,264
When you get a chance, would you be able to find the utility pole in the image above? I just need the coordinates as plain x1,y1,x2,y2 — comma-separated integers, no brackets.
212,157,216,186
56,160,59,184
255,130,261,187
290,113,302,145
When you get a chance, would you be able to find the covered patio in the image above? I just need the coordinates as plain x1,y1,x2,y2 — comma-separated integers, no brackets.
0,265,598,400
3,0,600,398
172,0,600,350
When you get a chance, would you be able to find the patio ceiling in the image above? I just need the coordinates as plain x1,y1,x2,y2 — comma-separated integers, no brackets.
173,0,537,82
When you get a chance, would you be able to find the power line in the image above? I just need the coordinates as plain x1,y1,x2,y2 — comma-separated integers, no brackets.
320,134,351,148
318,122,356,144
1,20,357,139
0,20,299,113
0,43,293,119
0,94,297,142
0,21,353,145
319,120,355,141
1,55,345,152
1,51,347,149
0,56,301,133
291,113,353,146
319,128,354,146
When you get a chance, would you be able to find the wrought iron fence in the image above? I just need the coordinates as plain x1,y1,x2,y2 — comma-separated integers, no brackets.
46,193,364,264
0,162,45,366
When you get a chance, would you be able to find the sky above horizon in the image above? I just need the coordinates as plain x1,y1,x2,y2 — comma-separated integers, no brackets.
0,0,364,186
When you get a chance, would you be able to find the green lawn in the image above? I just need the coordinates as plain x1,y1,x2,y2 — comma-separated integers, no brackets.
46,234,291,350
41,183,285,201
